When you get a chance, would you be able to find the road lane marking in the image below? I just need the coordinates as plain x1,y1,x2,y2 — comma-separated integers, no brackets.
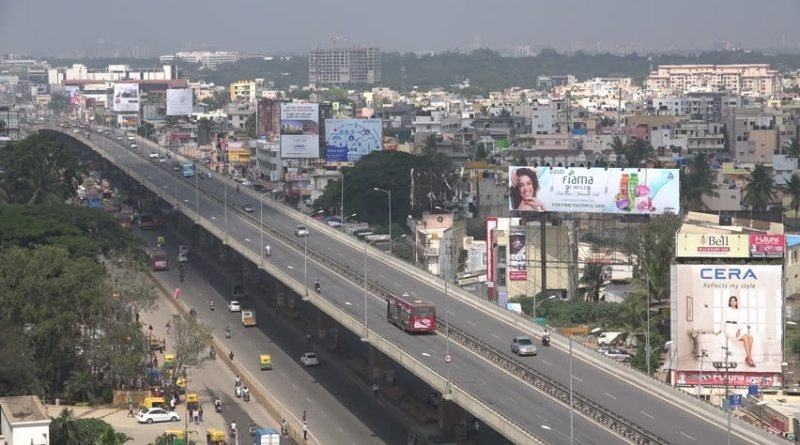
447,310,456,316
573,376,583,383
477,378,487,385
506,395,518,403
422,352,431,357
394,282,401,287
680,432,696,441
344,301,352,306
292,384,298,390
335,426,343,433
184,199,189,203
541,360,553,366
540,425,551,430
306,397,312,403
287,265,294,270
490,333,501,339
604,392,617,400
640,410,654,419
466,320,476,327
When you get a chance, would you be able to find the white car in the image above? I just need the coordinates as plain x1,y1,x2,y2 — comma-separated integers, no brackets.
177,252,189,263
600,347,632,362
149,152,159,159
130,143,137,149
228,300,241,312
294,225,309,237
136,407,179,424
300,352,319,366
240,179,252,186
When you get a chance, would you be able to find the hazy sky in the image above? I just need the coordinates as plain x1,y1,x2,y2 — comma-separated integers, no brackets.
2,0,800,56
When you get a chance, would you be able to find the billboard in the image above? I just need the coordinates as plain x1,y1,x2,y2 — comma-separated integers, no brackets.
749,234,785,258
112,83,140,113
508,166,680,214
676,234,750,258
117,113,139,128
324,118,382,161
671,264,783,389
280,103,319,158
166,88,193,116
508,226,527,281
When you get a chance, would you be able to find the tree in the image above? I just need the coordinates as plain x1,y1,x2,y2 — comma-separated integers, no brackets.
170,314,212,373
50,93,71,112
50,408,130,445
786,138,800,160
679,152,719,212
196,118,214,146
245,112,256,138
786,173,800,217
136,122,155,139
742,163,777,212
579,263,606,302
623,214,681,304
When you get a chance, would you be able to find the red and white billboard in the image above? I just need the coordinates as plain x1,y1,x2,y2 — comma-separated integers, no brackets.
749,233,785,258
671,264,783,389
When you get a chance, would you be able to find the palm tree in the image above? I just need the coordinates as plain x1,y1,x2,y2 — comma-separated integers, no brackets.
679,152,719,212
743,163,777,212
786,138,800,160
610,135,625,156
785,173,800,217
63,369,96,403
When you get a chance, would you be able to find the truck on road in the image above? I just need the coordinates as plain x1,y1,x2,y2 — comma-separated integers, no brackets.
241,309,256,327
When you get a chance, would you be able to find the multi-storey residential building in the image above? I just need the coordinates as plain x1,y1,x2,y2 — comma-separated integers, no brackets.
536,75,576,91
674,120,725,155
725,108,778,163
230,80,257,103
646,64,780,96
530,99,558,134
308,47,381,86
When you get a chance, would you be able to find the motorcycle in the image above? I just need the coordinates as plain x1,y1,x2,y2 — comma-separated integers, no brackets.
243,391,250,402
314,282,321,294
225,328,231,339
209,349,216,360
235,386,242,398
179,272,184,282
209,300,215,311
264,246,271,257
542,333,550,347
214,400,222,413
249,423,257,436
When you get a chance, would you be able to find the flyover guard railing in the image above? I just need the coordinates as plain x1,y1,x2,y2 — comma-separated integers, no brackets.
61,127,662,444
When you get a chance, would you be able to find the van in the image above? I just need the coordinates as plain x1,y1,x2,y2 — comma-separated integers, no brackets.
597,332,622,345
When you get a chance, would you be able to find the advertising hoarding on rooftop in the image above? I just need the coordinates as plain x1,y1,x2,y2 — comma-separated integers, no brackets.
166,88,193,116
280,103,319,159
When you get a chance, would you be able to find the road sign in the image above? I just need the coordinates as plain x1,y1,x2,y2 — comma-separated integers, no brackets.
445,354,452,363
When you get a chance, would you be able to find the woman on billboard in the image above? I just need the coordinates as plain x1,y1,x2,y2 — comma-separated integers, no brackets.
717,296,756,367
510,167,545,211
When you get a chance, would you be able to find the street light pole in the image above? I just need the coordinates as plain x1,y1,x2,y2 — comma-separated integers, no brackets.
224,183,228,244
373,187,392,254
698,348,708,398
340,170,345,232
646,274,651,376
195,168,199,224
259,195,264,269
569,335,574,445
304,210,324,301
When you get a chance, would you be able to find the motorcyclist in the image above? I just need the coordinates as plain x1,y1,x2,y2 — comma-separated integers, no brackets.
225,326,232,338
236,184,240,193
264,244,271,257
209,348,216,359
214,399,222,412
280,418,288,435
230,421,237,436
209,299,215,310
314,278,320,293
229,350,235,361
242,385,250,401
249,421,256,435
234,376,241,388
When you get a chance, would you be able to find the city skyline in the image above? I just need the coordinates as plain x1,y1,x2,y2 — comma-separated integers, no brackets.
2,0,800,57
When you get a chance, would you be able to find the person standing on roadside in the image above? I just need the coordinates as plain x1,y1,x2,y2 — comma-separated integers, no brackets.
303,421,308,440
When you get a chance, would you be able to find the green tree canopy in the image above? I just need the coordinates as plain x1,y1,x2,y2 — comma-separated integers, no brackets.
743,163,777,212
679,152,719,212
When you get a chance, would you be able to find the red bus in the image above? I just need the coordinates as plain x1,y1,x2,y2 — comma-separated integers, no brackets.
148,248,168,271
386,293,436,333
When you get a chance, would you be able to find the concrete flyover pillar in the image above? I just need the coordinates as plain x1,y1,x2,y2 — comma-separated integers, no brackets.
438,398,465,437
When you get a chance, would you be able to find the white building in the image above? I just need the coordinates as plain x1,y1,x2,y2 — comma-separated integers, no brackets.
0,396,51,445
530,99,558,135
48,64,176,85
646,64,780,96
160,51,240,68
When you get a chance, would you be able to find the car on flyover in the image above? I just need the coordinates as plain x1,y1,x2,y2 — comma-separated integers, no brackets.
511,336,537,356
294,225,309,237
137,407,180,424
300,352,319,366
242,204,255,213
228,300,241,312
599,347,632,362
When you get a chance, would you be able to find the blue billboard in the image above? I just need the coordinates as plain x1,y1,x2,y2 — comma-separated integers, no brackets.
324,118,382,162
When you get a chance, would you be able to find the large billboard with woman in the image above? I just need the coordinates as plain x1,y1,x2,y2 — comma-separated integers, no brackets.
507,166,680,214
671,264,783,389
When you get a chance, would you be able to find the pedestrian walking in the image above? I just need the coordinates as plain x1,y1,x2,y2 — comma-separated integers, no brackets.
169,396,176,411
372,383,379,398
153,356,158,369
198,406,204,422
127,401,135,417
148,324,153,334
473,419,480,435
306,333,311,346
302,421,308,440
193,409,199,425
166,321,171,335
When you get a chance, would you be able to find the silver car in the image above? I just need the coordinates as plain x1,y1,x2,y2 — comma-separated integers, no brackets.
511,336,537,356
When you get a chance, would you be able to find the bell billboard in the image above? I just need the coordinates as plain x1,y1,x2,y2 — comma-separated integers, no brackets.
508,166,680,214
671,264,783,389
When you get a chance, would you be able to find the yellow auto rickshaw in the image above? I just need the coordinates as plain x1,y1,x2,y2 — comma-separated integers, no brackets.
175,376,187,394
260,354,272,370
143,396,165,409
206,428,226,445
185,392,199,411
164,354,175,368
156,235,166,247
161,429,198,445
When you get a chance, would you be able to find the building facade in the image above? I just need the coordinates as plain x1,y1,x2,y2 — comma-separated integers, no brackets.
308,47,381,86
646,64,780,96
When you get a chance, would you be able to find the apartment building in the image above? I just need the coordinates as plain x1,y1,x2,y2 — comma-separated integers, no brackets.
530,99,559,134
646,64,780,96
160,51,240,68
230,80,257,103
725,108,778,163
674,120,725,155
308,47,381,86
48,64,176,85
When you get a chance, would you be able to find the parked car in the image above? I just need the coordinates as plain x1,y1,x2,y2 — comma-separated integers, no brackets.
300,352,319,366
242,204,255,213
511,336,537,356
600,347,632,362
294,225,309,237
137,407,179,424
228,300,241,312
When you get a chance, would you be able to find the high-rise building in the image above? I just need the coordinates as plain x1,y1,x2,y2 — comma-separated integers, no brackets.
308,47,381,86
646,64,780,96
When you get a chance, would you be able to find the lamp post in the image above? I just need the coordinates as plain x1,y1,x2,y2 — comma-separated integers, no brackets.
646,274,651,376
195,167,199,224
303,210,324,301
569,335,574,445
224,182,228,244
340,170,345,232
343,212,358,229
407,215,417,267
373,187,392,254
532,294,556,323
259,193,264,269
698,348,708,398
